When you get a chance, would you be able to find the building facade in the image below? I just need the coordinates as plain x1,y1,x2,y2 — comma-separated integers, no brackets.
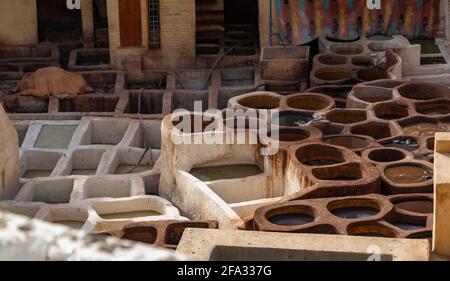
0,0,447,70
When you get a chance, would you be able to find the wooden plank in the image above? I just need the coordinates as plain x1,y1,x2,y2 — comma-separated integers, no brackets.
119,0,142,47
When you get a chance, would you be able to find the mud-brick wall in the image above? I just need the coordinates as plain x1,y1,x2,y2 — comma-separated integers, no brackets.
0,0,38,45
144,0,196,69
0,105,20,200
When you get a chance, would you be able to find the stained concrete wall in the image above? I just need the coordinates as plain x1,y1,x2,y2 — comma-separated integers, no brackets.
0,0,38,45
0,105,20,200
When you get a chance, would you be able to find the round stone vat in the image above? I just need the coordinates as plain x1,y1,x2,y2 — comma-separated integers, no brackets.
326,109,367,124
295,144,346,167
397,83,450,100
380,136,421,152
314,67,353,82
398,117,446,138
350,121,394,140
223,115,265,131
323,134,375,154
351,87,393,105
352,56,373,67
364,148,409,164
365,80,405,89
269,128,312,143
390,194,433,215
317,54,347,65
265,205,315,227
415,99,450,116
330,43,364,55
374,102,410,120
387,214,427,231
312,163,364,181
234,92,281,110
383,163,433,185
306,85,352,108
271,111,314,127
356,69,390,81
286,93,335,112
347,222,397,238
327,198,380,220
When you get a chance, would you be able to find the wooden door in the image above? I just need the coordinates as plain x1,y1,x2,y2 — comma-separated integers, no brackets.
119,0,142,46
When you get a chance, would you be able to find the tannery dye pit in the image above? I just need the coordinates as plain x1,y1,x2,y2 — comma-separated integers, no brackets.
2,0,450,262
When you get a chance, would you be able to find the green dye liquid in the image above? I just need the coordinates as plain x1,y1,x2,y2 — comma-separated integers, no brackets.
71,169,97,176
410,39,441,54
23,169,52,178
100,211,161,220
55,220,85,230
34,125,77,149
190,164,263,182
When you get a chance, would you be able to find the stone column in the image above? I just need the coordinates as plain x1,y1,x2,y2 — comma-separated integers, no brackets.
433,133,450,256
0,105,20,200
81,0,95,47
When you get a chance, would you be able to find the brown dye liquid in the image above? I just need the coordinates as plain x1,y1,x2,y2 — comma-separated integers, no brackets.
380,114,406,120
23,170,52,178
303,159,341,166
395,200,433,214
277,132,309,142
268,214,314,226
34,125,77,149
420,108,449,115
325,136,370,150
384,165,433,184
328,175,360,181
403,123,446,137
100,210,161,220
317,71,351,81
71,169,97,176
114,164,153,174
55,220,85,230
331,207,379,219
190,164,263,182
360,96,390,103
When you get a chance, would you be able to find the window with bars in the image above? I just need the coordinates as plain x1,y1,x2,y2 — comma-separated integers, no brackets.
148,0,161,48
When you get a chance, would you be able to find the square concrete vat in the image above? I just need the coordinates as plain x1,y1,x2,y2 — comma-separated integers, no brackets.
260,46,310,81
